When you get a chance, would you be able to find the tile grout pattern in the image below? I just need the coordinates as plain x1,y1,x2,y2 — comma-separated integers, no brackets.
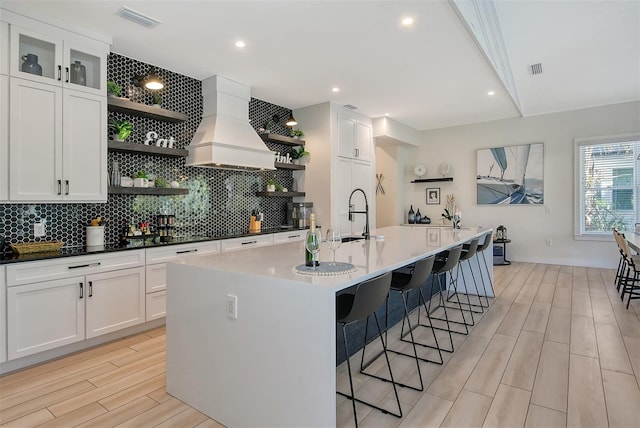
0,263,638,427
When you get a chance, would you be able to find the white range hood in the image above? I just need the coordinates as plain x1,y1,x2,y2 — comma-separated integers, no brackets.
186,75,275,171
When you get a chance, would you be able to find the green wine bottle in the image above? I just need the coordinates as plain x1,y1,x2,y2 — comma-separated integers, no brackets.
306,213,319,267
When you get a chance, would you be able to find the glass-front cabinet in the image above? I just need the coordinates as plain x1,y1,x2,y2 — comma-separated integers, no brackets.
10,25,106,95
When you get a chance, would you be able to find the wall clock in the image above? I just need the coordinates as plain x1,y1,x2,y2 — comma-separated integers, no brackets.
413,164,427,178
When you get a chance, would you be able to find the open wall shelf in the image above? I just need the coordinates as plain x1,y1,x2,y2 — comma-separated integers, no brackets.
108,141,188,158
108,187,189,196
255,192,306,197
260,133,305,147
107,97,189,123
274,162,305,170
410,177,454,183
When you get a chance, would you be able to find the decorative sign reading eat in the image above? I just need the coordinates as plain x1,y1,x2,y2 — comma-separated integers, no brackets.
145,131,175,148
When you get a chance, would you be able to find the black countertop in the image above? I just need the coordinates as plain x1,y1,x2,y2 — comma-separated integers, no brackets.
0,227,312,265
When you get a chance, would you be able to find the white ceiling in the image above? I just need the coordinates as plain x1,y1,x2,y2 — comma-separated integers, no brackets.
3,0,638,131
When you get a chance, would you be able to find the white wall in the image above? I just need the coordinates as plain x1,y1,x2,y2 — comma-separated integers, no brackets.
399,101,640,268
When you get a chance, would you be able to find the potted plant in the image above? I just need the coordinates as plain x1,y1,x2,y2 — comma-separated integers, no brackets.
109,118,133,142
155,177,169,188
289,146,310,165
132,170,149,188
275,184,284,192
259,120,271,135
266,178,276,192
107,81,122,98
290,129,304,139
151,92,162,108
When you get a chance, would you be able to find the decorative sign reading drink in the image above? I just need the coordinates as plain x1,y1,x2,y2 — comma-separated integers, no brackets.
274,152,292,164
145,131,175,148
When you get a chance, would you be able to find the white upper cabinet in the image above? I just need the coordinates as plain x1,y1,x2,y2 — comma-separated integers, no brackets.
10,24,106,96
3,13,109,202
1,21,9,75
0,74,8,201
337,111,373,162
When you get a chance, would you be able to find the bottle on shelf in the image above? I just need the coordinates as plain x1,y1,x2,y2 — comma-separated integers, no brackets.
415,208,422,224
111,161,121,186
305,213,319,267
408,205,415,224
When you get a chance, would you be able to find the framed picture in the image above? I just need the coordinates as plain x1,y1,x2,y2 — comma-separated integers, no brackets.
476,142,544,205
426,187,440,205
427,228,441,246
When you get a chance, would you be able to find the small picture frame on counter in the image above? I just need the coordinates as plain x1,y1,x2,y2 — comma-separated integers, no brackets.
426,187,440,205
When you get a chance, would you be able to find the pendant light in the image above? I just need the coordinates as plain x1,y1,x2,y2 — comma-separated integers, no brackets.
285,113,297,127
132,67,164,90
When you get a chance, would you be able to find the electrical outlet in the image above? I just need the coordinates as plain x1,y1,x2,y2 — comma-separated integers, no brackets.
34,222,45,237
546,238,553,246
227,294,238,319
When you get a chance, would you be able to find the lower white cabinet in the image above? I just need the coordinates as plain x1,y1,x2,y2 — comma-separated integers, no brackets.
273,231,307,244
0,266,6,363
145,241,220,320
5,251,145,360
220,235,273,252
85,267,145,339
7,276,85,360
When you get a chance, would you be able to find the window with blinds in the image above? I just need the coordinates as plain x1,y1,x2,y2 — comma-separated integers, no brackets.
577,137,640,236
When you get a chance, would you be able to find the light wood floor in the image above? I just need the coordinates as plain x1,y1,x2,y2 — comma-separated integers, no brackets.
1,263,639,427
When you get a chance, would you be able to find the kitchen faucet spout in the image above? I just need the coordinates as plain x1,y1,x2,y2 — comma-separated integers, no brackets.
348,188,370,240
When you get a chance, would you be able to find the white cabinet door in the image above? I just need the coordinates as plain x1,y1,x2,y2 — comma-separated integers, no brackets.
0,266,6,363
0,74,8,201
146,291,167,321
336,157,353,234
85,267,145,339
1,22,9,76
338,114,356,158
220,235,273,252
10,25,63,85
7,276,85,360
355,121,373,162
9,77,63,201
63,89,107,201
63,41,107,96
273,231,306,244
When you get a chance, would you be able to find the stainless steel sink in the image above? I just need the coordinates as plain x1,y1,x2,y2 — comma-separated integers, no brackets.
341,236,364,243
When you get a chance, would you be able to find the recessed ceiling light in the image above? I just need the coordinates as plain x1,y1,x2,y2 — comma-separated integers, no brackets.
385,113,390,116
235,40,246,48
401,17,414,27
332,87,340,93
487,91,495,96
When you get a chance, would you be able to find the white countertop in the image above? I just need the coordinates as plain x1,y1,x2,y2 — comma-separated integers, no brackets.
172,225,491,292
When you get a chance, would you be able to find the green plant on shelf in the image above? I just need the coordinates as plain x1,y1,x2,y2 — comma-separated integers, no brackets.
107,81,122,97
109,118,133,141
289,146,310,159
275,184,284,192
154,177,170,188
132,170,148,179
290,128,304,138
151,92,162,106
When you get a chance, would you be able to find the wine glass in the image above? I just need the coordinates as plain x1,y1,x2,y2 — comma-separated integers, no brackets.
305,230,322,270
326,229,342,266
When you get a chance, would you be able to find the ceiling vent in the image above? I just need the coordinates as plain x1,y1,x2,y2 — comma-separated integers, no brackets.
115,7,161,29
528,63,543,76
343,104,358,110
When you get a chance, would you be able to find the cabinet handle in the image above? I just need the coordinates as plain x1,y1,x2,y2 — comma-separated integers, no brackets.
57,180,62,195
65,180,69,195
57,65,62,81
288,234,301,239
241,240,257,245
176,249,198,254
68,262,101,270
79,282,84,299
355,148,360,157
88,281,93,297
65,67,69,83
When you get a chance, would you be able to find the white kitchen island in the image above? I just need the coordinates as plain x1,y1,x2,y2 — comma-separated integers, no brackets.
166,225,492,427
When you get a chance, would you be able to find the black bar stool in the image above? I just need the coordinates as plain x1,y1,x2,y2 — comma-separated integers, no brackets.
613,229,628,293
336,272,401,427
360,256,443,393
615,232,640,309
446,238,484,321
474,231,495,307
416,245,467,352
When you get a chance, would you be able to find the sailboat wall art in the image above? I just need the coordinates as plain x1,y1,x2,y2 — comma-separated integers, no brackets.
476,142,544,205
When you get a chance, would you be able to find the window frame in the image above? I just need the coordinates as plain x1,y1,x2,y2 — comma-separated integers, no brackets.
574,132,640,241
